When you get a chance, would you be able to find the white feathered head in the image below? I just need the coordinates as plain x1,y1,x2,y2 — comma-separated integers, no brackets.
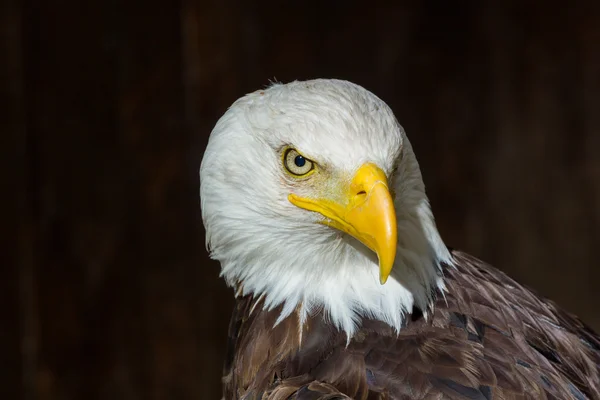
200,79,451,336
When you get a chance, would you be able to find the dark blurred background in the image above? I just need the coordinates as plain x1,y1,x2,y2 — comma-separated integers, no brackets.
2,1,600,399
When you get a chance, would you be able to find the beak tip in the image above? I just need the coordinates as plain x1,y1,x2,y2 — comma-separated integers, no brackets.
378,248,396,286
379,268,391,285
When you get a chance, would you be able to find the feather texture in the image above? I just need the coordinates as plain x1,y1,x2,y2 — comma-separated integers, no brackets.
222,250,600,400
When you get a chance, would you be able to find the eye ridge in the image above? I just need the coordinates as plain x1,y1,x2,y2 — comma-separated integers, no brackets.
283,148,315,177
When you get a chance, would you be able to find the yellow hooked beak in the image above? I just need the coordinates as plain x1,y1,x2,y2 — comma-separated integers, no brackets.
288,163,397,284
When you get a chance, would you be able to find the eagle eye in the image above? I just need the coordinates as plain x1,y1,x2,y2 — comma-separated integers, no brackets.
283,148,315,177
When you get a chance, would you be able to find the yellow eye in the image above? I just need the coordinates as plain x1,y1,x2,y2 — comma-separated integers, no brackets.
283,148,315,176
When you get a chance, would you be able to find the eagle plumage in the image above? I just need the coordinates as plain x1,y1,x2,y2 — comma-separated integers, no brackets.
200,79,600,399
223,251,600,399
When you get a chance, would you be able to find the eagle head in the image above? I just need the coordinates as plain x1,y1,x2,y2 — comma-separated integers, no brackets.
200,79,452,336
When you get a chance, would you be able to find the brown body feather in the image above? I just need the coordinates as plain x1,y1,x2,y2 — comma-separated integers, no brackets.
222,250,600,399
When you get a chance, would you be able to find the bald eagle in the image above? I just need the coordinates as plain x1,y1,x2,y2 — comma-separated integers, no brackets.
200,79,600,399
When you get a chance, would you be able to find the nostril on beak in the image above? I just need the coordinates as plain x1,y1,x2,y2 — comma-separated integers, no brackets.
353,190,368,203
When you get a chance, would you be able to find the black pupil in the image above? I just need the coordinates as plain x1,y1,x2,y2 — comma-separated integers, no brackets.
294,155,306,167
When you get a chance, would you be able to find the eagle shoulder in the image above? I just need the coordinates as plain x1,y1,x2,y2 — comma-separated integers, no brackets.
441,250,600,399
222,250,600,399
